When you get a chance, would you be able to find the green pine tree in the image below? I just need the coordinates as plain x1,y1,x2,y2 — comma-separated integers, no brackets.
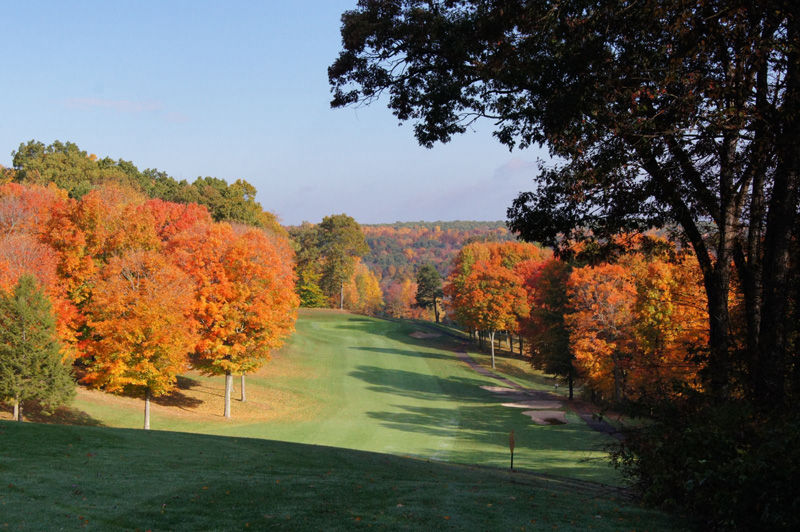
0,274,75,421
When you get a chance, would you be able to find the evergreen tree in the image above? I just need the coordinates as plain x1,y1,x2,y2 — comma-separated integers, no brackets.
0,274,75,421
415,263,443,323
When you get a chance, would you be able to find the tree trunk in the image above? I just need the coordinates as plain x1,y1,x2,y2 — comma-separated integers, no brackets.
490,330,496,369
224,372,232,418
755,33,800,410
144,387,151,430
340,281,344,310
568,372,574,401
509,334,514,354
612,353,621,404
12,396,21,422
433,297,440,323
240,373,247,402
519,335,523,356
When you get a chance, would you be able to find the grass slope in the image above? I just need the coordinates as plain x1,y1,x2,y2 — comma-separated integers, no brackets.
17,310,614,484
0,421,684,531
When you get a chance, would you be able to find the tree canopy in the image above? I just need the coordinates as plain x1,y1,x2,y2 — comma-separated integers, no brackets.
11,140,282,232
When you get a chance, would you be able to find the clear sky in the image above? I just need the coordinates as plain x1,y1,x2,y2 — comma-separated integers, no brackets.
0,0,547,225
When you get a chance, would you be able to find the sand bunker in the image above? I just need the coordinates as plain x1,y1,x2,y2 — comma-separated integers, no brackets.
522,410,568,425
480,386,519,394
409,331,441,339
501,400,563,410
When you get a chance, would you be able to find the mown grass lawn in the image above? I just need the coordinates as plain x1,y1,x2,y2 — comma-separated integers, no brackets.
0,421,684,531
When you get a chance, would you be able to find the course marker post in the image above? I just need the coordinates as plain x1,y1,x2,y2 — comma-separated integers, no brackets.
509,430,515,470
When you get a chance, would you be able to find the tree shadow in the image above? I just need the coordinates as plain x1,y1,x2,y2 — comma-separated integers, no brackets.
151,376,205,410
15,402,105,427
348,365,490,403
348,364,606,454
349,346,453,361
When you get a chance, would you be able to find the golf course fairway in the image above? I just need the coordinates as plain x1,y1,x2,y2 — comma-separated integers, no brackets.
50,310,614,484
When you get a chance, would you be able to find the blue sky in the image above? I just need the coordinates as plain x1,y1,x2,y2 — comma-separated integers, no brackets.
0,0,547,225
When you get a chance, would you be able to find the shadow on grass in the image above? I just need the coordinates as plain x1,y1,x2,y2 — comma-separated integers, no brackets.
349,346,453,361
13,402,105,427
349,364,609,458
348,365,489,403
151,376,205,410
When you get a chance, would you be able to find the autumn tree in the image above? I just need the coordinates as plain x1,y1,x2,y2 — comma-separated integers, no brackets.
520,259,577,399
629,256,708,399
384,278,426,319
84,251,196,429
317,214,369,309
289,222,327,308
567,262,638,403
169,223,297,418
0,275,75,421
343,259,384,315
415,263,443,323
457,260,530,368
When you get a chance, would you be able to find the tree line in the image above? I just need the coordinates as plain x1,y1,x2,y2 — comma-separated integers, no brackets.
1,166,297,428
446,237,707,404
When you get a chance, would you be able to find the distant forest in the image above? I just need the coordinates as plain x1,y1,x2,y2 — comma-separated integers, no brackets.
361,221,518,280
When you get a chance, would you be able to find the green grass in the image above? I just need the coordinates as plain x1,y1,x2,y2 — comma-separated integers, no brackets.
29,310,613,484
0,421,684,531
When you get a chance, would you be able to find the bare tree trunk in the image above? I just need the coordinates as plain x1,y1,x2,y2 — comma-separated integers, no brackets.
613,353,621,404
490,330,496,369
340,281,344,310
509,334,514,354
433,298,440,323
224,372,232,418
519,335,523,355
144,387,151,430
240,374,247,402
13,396,22,422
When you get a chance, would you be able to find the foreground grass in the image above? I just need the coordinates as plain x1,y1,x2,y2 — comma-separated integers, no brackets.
0,421,684,531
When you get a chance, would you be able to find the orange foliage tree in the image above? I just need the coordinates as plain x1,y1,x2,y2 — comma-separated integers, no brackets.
84,250,197,429
518,258,577,398
566,243,708,403
567,262,637,403
384,278,428,319
446,241,544,362
169,222,298,417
